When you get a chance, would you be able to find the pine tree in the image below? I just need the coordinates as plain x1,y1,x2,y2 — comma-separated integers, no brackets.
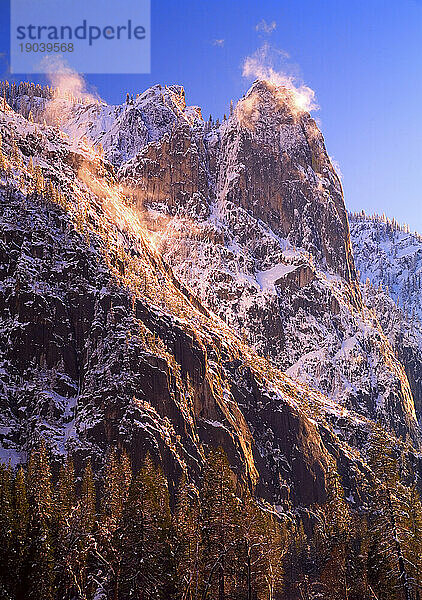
0,462,14,598
406,486,422,596
314,461,351,600
13,466,30,600
240,489,286,600
261,512,286,600
239,489,267,599
34,165,44,194
54,456,77,599
70,460,97,600
367,428,414,600
200,447,243,600
45,180,55,203
102,447,131,531
175,474,202,600
346,513,371,600
80,460,96,535
285,520,310,598
116,454,175,600
112,467,146,599
27,441,55,600
99,448,132,598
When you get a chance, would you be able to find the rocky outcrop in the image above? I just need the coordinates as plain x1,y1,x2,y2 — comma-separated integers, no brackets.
123,121,211,218
216,81,359,289
0,177,371,510
0,101,375,513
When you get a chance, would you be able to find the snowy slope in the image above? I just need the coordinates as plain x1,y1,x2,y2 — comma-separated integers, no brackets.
350,212,422,323
4,82,204,167
350,212,422,422
115,81,419,443
5,80,420,444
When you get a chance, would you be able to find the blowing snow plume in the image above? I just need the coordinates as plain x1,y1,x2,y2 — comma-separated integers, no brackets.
43,55,102,104
239,43,318,127
40,56,103,128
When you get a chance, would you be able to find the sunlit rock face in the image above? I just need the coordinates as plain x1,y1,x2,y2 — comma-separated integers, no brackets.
0,81,421,513
216,81,359,288
115,80,418,444
0,101,356,511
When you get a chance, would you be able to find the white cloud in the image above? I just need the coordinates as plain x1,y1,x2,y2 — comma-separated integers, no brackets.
41,55,101,103
255,19,277,34
242,43,318,113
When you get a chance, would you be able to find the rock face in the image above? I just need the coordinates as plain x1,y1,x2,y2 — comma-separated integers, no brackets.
0,81,420,512
117,81,418,444
350,213,422,424
216,82,358,287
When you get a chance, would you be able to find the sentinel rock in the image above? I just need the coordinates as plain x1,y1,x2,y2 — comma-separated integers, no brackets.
217,81,359,290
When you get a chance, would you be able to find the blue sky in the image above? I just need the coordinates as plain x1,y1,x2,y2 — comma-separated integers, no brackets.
1,0,421,232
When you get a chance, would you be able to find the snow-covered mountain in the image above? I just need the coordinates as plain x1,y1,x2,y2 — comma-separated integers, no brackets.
0,81,204,166
1,80,421,512
350,212,422,423
110,80,417,442
350,212,422,323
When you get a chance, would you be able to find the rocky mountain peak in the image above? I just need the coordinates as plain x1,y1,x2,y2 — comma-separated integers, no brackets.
215,81,358,290
132,83,202,129
2,74,422,600
106,81,419,445
234,79,306,131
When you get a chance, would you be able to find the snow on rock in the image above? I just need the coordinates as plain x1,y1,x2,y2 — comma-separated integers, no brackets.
350,212,422,323
256,262,299,292
350,212,422,424
115,79,419,444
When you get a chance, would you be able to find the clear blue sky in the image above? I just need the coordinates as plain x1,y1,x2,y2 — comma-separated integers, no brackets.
1,0,421,232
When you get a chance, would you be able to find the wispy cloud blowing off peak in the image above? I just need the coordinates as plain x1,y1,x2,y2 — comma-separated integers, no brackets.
41,55,102,104
241,43,318,114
